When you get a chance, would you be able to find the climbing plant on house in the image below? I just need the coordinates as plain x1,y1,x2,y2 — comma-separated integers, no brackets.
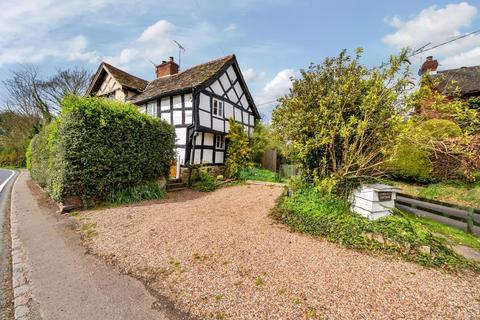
225,118,253,178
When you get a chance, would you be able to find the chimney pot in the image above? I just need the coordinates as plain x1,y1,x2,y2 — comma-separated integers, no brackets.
155,57,179,78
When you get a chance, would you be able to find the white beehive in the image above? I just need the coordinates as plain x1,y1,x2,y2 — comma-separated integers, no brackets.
350,184,400,220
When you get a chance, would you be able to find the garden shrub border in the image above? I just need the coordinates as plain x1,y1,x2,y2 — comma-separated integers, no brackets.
27,95,176,206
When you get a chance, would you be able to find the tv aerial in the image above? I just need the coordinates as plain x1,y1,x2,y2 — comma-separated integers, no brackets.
173,40,186,69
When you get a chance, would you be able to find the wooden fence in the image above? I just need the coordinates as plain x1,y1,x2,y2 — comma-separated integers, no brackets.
395,193,480,236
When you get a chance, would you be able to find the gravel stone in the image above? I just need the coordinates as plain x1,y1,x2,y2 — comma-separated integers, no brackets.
83,185,480,320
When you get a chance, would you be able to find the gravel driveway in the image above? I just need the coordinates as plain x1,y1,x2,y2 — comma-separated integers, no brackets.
83,184,480,319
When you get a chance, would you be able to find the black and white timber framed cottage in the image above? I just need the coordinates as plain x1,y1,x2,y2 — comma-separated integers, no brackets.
86,55,259,177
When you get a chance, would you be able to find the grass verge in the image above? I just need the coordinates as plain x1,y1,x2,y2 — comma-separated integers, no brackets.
273,188,479,272
238,167,286,183
390,180,480,208
106,181,166,205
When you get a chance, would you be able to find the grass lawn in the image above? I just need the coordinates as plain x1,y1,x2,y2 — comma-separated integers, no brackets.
389,180,480,208
238,167,287,183
274,188,480,272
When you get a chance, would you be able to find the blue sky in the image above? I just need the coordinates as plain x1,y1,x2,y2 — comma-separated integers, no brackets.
1,1,480,119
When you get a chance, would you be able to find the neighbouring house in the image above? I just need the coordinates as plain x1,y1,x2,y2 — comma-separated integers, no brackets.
419,56,480,99
86,55,259,178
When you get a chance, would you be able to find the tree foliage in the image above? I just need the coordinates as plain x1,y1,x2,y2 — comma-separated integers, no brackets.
27,96,175,205
386,119,462,181
225,118,253,178
272,48,412,194
2,65,91,124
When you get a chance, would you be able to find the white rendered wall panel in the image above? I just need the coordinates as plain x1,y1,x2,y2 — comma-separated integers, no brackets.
199,110,211,127
161,112,171,124
173,110,182,125
211,81,223,96
184,93,192,108
202,149,213,164
172,95,182,109
199,93,210,111
160,97,170,111
194,149,201,164
185,110,192,124
224,102,233,119
204,133,214,146
240,95,248,109
219,74,230,92
226,66,236,82
215,151,224,163
234,107,242,121
227,89,237,102
175,127,187,145
242,111,249,125
212,118,224,132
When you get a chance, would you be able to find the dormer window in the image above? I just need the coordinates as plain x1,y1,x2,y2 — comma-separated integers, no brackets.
213,99,224,117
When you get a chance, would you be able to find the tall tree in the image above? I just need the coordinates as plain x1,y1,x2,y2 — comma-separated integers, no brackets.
272,48,412,194
2,66,92,123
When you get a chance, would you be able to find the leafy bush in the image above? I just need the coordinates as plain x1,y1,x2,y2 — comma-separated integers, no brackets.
272,49,411,194
274,188,478,271
106,181,167,205
387,119,462,181
28,96,176,205
225,118,253,178
192,167,216,192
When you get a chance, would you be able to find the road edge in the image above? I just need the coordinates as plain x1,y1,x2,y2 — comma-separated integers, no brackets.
10,171,40,320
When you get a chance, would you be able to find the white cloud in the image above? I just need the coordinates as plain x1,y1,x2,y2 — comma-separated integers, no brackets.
103,19,227,72
255,69,296,108
382,2,480,69
243,68,266,83
138,20,176,42
225,23,237,32
383,2,477,50
0,0,111,67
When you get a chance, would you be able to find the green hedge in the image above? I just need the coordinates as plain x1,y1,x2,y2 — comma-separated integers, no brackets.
27,95,175,205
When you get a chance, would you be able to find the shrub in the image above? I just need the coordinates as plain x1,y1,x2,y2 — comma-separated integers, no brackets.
28,96,175,205
225,118,253,178
275,188,478,271
387,119,462,181
192,167,216,192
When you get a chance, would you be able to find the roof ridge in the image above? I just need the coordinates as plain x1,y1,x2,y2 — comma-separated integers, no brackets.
102,61,148,84
147,54,235,86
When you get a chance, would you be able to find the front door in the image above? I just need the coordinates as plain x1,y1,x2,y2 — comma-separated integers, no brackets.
169,160,177,179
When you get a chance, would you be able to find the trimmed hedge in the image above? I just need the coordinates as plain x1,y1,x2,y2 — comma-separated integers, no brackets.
27,95,175,205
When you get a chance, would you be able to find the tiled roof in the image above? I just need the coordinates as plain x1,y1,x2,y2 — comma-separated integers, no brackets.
434,65,480,96
102,62,149,92
129,55,235,103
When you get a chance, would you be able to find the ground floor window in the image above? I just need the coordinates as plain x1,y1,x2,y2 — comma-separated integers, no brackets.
215,135,225,149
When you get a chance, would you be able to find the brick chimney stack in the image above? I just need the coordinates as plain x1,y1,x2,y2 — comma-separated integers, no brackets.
419,56,439,75
155,56,179,78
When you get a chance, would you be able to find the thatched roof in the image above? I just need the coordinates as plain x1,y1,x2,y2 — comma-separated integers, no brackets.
130,55,235,103
434,66,480,96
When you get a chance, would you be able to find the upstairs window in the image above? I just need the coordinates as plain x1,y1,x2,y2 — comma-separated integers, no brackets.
215,135,225,149
147,100,157,117
213,99,224,117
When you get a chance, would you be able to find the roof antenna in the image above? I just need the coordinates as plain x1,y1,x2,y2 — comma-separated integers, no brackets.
173,40,186,69
148,59,157,67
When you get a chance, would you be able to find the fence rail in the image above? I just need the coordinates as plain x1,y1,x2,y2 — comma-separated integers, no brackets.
395,193,480,236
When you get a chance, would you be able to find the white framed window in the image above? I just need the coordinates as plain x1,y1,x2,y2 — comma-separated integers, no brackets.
215,135,225,149
147,100,157,117
213,98,224,117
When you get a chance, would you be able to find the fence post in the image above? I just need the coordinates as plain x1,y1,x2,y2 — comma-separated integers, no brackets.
466,208,474,235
